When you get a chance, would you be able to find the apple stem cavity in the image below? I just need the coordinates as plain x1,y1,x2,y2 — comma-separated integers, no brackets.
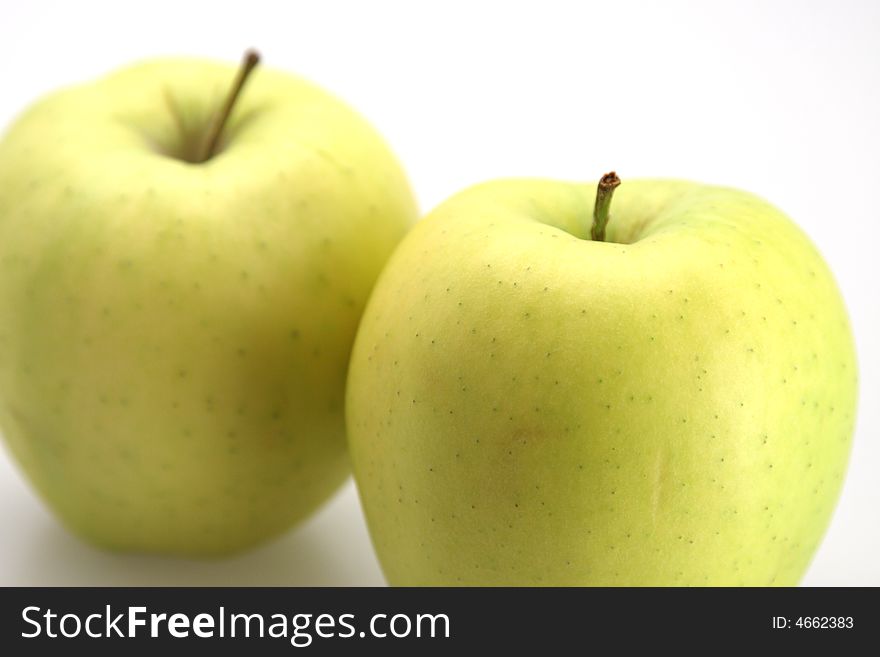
197,49,261,163
590,172,621,242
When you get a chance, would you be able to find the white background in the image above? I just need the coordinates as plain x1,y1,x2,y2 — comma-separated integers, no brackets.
0,0,877,586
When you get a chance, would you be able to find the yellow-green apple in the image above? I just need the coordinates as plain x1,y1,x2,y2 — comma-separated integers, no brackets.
347,174,857,585
0,52,417,555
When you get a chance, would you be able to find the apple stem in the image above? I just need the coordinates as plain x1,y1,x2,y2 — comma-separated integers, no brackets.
197,49,261,163
590,172,621,242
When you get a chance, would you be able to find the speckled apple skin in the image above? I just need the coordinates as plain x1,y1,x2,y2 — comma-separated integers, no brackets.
0,59,417,555
347,179,857,585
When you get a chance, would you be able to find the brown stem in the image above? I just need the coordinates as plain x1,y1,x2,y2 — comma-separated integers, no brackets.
197,49,260,163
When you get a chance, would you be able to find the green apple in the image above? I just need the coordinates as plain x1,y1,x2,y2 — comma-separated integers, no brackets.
0,52,417,555
347,174,857,585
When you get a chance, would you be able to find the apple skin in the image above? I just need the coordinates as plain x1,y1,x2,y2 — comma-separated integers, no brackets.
0,58,417,555
347,179,857,585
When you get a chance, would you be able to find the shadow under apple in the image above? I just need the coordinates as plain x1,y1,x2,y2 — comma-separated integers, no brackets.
11,481,384,586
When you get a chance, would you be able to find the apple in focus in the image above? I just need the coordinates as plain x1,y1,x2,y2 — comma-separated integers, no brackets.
347,175,857,585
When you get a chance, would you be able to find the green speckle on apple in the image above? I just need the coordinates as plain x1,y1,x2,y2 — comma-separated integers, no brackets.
346,175,857,586
0,52,417,556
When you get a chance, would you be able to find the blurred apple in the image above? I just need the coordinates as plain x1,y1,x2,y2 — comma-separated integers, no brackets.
0,52,417,555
